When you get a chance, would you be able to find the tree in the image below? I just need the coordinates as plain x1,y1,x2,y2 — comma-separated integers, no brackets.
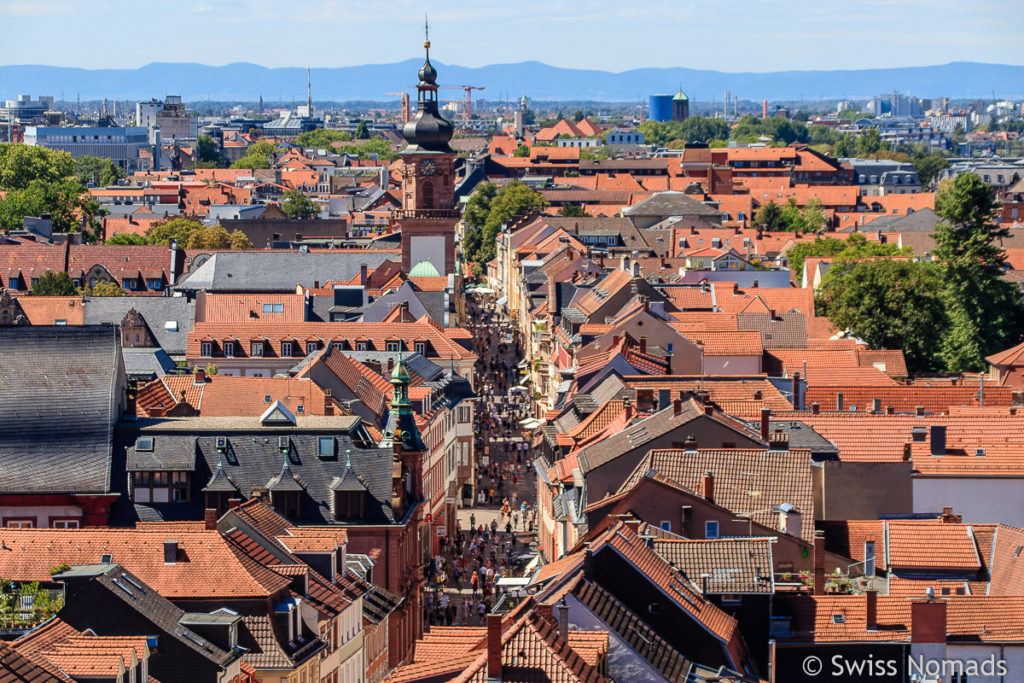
912,153,949,188
778,198,805,232
31,271,77,296
573,110,585,123
559,204,589,218
231,141,277,169
857,127,884,156
75,155,124,187
933,173,1024,371
463,182,546,263
296,129,352,148
818,257,947,372
229,229,254,249
512,144,530,157
800,198,827,233
185,225,235,250
832,133,857,158
145,217,205,246
0,144,76,190
195,135,225,167
355,120,369,139
81,280,127,297
281,188,320,219
522,108,536,126
106,233,148,245
787,233,907,281
754,201,784,231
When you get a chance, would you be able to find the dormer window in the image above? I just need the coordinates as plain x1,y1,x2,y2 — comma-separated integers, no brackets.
224,341,236,357
306,341,319,354
415,342,426,356
356,341,367,351
334,491,365,521
386,341,400,352
281,341,293,357
251,341,264,357
201,342,212,357
272,491,301,519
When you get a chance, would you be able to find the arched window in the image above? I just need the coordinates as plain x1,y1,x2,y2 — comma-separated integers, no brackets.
421,181,434,209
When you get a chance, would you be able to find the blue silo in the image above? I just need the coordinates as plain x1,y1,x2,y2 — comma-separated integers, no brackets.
649,94,673,122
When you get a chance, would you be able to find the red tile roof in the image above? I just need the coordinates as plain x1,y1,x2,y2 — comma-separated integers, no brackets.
0,528,289,598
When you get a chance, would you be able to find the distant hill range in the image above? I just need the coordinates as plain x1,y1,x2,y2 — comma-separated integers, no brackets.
1,60,1021,103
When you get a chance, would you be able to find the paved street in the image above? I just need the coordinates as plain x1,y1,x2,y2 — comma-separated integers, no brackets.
423,295,538,627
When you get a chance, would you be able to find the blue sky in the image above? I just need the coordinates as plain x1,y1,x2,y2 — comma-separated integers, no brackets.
4,0,1022,71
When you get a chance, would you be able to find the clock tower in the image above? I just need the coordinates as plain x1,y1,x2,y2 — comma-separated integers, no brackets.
397,23,458,276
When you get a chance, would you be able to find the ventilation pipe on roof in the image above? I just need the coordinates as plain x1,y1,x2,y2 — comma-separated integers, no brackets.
701,470,714,503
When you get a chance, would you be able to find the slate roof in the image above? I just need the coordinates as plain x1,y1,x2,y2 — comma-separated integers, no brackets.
623,192,722,219
111,416,398,525
623,448,815,540
49,564,236,667
0,326,122,494
651,538,774,594
570,579,692,682
83,296,195,355
176,251,397,292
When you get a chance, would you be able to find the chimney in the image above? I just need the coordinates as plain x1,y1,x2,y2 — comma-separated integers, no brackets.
770,428,790,451
323,388,334,416
701,470,714,503
623,398,634,422
639,336,647,354
866,590,878,631
915,405,925,417
126,384,137,416
930,425,946,456
149,406,165,418
228,498,242,510
194,368,206,384
204,508,218,531
583,547,594,580
911,600,947,644
673,398,683,416
813,531,825,596
313,280,320,290
811,401,820,415
535,603,553,624
753,389,762,400
792,371,800,409
684,434,697,450
168,238,179,280
780,506,802,539
886,405,895,415
486,614,503,677
360,263,368,286
760,407,771,441
547,274,558,315
836,392,844,411
557,603,570,642
941,506,960,523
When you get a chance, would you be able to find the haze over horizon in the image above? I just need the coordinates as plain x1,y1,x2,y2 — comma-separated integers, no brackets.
3,0,1022,73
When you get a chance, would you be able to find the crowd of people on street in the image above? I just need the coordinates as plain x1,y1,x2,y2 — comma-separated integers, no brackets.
423,294,538,627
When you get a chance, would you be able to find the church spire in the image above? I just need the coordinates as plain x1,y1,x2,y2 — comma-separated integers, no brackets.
402,17,452,153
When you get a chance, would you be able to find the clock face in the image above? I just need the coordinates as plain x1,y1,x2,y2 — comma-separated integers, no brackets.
418,160,437,176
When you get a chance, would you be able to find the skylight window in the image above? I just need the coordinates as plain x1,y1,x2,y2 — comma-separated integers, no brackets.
136,437,154,452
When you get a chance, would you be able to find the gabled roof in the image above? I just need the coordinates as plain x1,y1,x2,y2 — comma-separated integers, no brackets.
652,538,775,594
623,448,815,540
623,192,722,218
0,325,121,495
0,529,288,599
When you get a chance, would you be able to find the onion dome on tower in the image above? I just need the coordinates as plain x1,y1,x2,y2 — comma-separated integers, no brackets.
402,19,454,153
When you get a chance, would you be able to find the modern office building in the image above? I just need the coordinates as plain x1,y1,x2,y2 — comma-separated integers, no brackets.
23,126,150,169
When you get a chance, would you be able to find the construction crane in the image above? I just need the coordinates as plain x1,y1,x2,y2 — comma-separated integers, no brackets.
439,85,485,120
385,91,411,123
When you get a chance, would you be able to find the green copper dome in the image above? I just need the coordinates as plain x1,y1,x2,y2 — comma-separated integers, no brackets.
409,260,441,277
673,89,689,101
